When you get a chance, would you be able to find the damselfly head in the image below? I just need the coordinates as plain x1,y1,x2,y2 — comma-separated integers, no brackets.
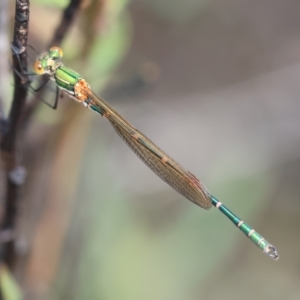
33,46,63,75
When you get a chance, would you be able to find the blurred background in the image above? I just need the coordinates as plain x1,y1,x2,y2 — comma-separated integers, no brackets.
1,0,300,299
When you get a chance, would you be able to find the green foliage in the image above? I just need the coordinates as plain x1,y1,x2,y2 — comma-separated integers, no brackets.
0,265,22,300
31,0,68,9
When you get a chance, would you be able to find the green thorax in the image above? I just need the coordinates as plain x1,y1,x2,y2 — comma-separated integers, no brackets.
54,65,83,93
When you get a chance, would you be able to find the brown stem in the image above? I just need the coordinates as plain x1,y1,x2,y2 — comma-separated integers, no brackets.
0,0,30,268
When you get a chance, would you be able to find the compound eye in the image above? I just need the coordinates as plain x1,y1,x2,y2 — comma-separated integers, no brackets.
49,46,63,59
33,61,45,75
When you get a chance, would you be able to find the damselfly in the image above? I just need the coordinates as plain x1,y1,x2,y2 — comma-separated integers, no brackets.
32,47,279,260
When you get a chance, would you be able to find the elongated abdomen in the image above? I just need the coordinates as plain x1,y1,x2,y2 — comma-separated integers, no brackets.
110,120,212,209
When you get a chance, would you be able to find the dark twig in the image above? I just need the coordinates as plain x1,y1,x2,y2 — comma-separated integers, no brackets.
21,0,83,124
0,0,30,268
49,0,83,47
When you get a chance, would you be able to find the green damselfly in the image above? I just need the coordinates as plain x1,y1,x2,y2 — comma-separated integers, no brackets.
33,47,279,260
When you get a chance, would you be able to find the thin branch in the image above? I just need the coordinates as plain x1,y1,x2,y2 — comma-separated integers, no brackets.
0,0,30,268
49,0,83,47
21,0,83,125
